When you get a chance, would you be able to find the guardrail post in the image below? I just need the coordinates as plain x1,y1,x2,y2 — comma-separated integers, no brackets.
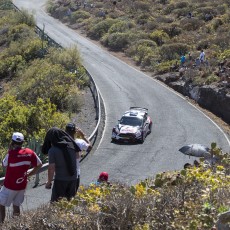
33,173,40,188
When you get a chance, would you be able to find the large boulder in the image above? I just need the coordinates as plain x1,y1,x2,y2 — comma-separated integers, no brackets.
155,72,180,84
216,210,230,230
198,85,230,124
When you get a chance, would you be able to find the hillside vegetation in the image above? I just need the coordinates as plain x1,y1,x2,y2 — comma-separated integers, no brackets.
0,1,229,229
1,143,230,229
0,0,89,171
47,0,230,86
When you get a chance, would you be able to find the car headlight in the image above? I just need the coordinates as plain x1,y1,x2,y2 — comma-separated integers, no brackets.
135,130,142,137
113,127,119,134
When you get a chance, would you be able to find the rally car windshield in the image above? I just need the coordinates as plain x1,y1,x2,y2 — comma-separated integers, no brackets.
120,117,142,126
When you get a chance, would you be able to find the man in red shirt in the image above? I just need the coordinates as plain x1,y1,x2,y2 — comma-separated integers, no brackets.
0,132,42,222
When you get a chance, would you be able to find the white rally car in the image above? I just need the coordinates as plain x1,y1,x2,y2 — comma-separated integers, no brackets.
111,107,152,143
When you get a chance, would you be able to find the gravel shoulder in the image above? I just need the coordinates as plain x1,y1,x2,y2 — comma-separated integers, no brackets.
74,87,98,138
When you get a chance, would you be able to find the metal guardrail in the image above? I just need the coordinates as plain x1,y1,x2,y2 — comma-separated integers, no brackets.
30,71,101,187
0,73,101,187
0,3,102,186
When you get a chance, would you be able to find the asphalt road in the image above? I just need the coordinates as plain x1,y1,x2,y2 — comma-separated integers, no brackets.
12,0,230,212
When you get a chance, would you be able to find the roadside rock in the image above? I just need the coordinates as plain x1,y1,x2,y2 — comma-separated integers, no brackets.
216,210,230,230
198,85,230,124
155,73,230,125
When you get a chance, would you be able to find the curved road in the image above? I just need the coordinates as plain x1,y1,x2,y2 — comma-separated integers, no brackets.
12,0,230,209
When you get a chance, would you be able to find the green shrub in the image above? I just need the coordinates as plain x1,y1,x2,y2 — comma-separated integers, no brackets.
0,0,13,10
126,39,157,57
125,31,149,43
162,23,182,38
65,86,83,113
174,1,189,9
102,32,129,51
133,1,151,12
149,30,169,46
26,98,69,139
218,49,230,60
216,4,228,14
13,10,35,27
205,74,219,84
87,18,116,39
180,18,204,31
158,0,169,4
7,23,35,42
173,8,190,18
12,61,77,111
196,39,210,50
136,13,150,25
70,10,91,24
46,0,59,16
7,38,45,61
211,17,223,30
155,16,174,24
155,60,175,74
56,5,70,19
46,46,82,72
0,95,30,146
159,43,189,60
0,95,68,147
146,20,158,30
163,3,175,14
196,7,218,20
212,34,230,50
94,2,104,8
0,95,68,148
0,55,25,78
222,12,230,23
138,49,156,68
108,20,133,34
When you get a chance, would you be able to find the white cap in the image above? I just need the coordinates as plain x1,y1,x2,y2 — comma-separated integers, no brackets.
12,132,24,142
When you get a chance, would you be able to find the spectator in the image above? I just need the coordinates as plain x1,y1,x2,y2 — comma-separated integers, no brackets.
180,54,186,67
194,57,201,67
187,52,193,67
66,8,72,17
0,132,42,223
42,127,81,202
199,50,205,63
65,122,92,192
92,172,110,186
98,172,110,184
205,13,213,21
188,52,192,61
187,12,193,18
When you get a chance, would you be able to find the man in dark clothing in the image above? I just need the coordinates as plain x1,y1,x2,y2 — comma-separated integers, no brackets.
42,127,81,202
65,123,92,192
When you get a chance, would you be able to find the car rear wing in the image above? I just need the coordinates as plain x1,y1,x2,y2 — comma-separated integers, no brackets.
130,107,148,112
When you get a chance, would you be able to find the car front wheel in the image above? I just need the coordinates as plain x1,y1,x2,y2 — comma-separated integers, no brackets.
148,123,152,134
139,133,145,144
111,138,116,143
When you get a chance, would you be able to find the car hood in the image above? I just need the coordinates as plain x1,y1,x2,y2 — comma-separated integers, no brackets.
118,125,139,134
